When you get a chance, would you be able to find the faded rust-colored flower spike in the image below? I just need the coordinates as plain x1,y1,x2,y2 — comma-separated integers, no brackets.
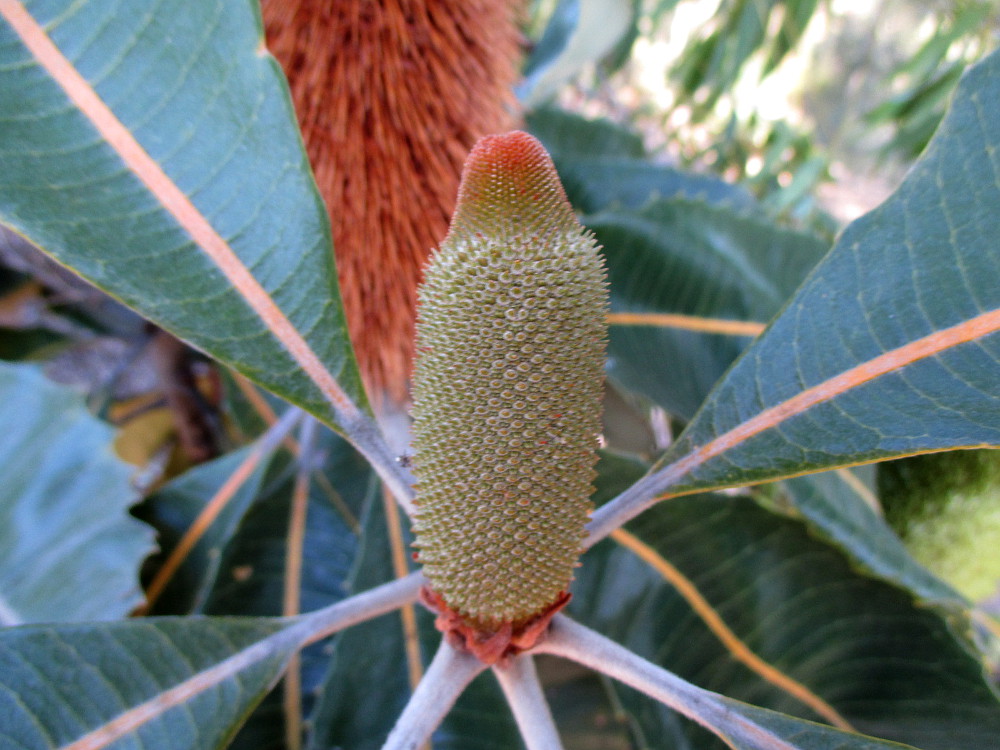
412,131,608,664
261,0,522,405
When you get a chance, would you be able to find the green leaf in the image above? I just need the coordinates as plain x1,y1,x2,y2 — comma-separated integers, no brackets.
0,362,153,624
569,160,754,214
527,106,647,160
595,198,828,420
575,494,1000,749
205,433,368,618
526,107,755,213
0,617,295,749
0,0,365,431
306,477,410,750
213,430,369,750
867,4,992,162
702,700,917,750
140,443,277,615
593,449,651,504
778,470,964,608
649,47,1000,495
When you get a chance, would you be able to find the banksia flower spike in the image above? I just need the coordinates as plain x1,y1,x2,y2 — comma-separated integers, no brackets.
412,132,608,664
261,0,522,405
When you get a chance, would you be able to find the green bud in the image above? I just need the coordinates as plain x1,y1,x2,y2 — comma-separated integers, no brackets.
411,131,608,632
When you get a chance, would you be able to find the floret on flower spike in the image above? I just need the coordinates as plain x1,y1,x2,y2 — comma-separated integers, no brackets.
411,131,608,664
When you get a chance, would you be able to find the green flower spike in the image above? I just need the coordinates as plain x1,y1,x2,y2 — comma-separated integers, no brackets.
411,131,608,663
880,449,1000,601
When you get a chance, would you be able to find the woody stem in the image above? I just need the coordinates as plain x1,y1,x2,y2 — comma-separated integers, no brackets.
492,654,564,750
536,615,800,750
381,639,487,750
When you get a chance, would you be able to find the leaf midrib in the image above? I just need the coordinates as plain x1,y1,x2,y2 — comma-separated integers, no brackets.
665,305,1000,479
588,305,1000,542
0,0,359,423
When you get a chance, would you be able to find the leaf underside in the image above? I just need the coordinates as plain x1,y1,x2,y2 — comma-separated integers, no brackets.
0,362,153,624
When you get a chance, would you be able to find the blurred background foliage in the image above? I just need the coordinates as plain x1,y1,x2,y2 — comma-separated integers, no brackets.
521,0,999,234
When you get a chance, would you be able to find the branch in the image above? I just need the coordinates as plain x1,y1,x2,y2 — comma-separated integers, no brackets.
299,571,423,647
492,655,564,750
56,574,424,748
381,639,487,750
584,469,682,548
341,411,416,517
240,382,415,520
536,615,800,750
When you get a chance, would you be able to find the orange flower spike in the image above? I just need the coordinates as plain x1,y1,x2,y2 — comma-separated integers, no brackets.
261,0,523,405
411,132,609,663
